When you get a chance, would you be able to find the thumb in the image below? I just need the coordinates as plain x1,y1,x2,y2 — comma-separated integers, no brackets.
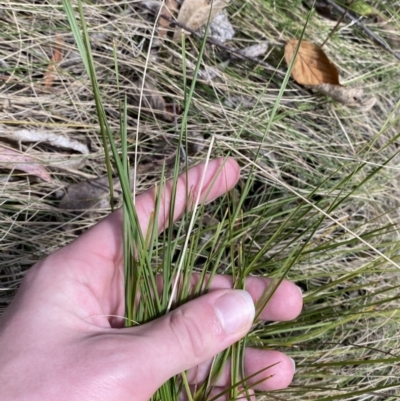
125,289,255,389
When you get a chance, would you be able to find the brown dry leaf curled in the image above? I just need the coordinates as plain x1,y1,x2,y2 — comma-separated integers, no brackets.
158,0,179,38
175,0,207,38
0,144,51,182
44,35,64,88
284,39,340,86
174,0,230,40
312,83,377,111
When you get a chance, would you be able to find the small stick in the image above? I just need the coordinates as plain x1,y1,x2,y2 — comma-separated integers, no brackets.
320,0,354,48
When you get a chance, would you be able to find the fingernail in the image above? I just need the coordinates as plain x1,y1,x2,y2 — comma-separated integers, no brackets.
290,358,296,372
214,290,255,335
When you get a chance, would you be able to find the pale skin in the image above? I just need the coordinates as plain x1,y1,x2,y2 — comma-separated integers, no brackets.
0,158,303,401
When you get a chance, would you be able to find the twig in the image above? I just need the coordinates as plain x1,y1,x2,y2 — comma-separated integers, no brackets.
322,0,400,61
320,0,354,48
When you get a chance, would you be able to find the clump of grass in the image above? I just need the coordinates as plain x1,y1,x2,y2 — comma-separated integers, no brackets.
1,0,400,399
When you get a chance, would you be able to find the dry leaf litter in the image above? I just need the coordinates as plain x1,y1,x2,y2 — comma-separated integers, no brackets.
0,0,382,213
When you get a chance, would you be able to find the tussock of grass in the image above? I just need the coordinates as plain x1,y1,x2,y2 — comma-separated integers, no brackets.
1,0,400,399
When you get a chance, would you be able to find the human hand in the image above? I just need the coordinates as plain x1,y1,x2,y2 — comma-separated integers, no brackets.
0,158,302,401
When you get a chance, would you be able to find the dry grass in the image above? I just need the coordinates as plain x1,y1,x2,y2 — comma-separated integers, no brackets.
1,0,400,399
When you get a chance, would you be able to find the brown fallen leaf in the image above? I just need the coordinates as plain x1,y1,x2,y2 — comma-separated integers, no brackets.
175,0,207,39
174,0,230,40
285,39,375,110
130,79,173,122
158,0,179,38
0,144,51,182
311,83,377,111
44,35,64,88
284,39,340,86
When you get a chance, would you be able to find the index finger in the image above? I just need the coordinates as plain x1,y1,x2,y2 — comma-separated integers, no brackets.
59,157,240,268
